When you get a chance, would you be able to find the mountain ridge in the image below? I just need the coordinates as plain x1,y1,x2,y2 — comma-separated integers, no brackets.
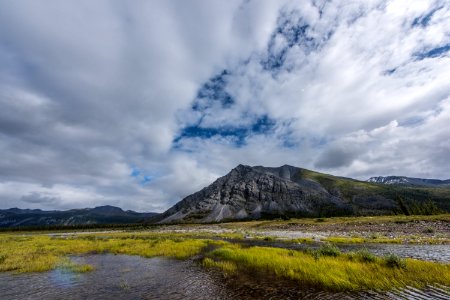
0,205,158,228
367,176,450,187
155,164,449,223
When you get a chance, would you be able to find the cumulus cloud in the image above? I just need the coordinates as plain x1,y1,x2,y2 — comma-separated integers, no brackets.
0,0,449,211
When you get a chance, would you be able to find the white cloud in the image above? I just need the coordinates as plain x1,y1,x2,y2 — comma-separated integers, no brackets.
0,0,449,211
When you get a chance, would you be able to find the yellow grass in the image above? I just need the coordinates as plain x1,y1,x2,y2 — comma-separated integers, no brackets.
0,233,211,273
1,231,449,292
205,245,450,291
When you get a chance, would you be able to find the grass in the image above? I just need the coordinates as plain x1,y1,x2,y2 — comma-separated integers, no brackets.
0,233,213,273
323,235,449,244
324,237,366,244
315,244,341,257
58,258,94,273
348,248,376,263
1,230,449,292
221,214,450,230
204,244,450,291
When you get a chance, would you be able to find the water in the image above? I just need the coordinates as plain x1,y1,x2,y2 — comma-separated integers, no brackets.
0,254,448,300
338,243,450,262
0,255,230,300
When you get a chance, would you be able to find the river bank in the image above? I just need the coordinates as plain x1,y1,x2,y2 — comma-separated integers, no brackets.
1,214,449,297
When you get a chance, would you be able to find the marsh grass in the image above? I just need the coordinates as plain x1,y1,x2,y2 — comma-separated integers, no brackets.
202,257,237,275
1,231,449,292
224,214,450,229
383,254,406,269
58,259,94,273
205,244,450,291
348,248,376,263
324,237,366,244
315,243,341,257
0,233,213,273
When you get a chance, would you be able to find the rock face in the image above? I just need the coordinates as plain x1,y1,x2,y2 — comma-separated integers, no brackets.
156,164,450,224
367,176,450,187
158,165,355,223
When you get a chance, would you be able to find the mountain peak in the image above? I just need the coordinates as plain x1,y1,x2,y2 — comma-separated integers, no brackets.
155,165,449,224
157,164,351,223
367,176,450,187
90,205,124,215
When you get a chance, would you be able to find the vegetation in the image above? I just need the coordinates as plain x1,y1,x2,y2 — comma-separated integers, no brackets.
314,243,341,257
292,169,450,215
348,248,376,263
223,213,450,229
204,244,450,291
1,230,449,292
0,222,156,232
0,233,213,273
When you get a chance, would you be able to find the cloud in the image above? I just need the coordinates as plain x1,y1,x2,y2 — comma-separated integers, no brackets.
0,0,449,211
21,192,59,205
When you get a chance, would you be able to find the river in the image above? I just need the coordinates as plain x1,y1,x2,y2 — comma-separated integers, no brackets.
0,253,449,299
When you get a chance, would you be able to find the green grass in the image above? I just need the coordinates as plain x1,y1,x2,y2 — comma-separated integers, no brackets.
1,231,449,292
0,233,213,273
324,237,366,244
348,248,376,263
58,258,94,273
204,244,450,291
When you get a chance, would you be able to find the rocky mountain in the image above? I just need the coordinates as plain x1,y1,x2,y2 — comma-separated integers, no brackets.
367,176,450,187
155,165,450,223
0,205,158,228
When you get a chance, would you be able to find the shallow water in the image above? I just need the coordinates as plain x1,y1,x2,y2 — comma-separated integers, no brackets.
338,243,450,262
0,254,448,300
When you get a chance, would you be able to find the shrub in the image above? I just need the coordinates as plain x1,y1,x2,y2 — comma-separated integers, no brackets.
316,244,341,257
384,254,406,269
355,248,376,263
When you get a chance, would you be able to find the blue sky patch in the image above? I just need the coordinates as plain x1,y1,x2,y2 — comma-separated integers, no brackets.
130,167,154,185
130,167,141,177
174,114,276,147
412,6,442,27
141,175,153,185
262,11,331,73
192,70,234,111
415,44,450,60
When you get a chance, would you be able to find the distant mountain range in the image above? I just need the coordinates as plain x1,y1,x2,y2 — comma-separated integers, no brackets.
153,165,450,223
2,165,449,227
0,205,157,228
367,176,450,187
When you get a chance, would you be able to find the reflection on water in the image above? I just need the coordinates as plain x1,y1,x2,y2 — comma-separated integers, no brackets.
0,255,230,300
0,254,449,300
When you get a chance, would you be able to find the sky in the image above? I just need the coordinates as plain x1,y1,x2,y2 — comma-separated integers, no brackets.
0,0,449,212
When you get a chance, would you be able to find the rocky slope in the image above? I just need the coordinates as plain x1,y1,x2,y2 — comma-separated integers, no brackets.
156,165,450,224
0,205,157,228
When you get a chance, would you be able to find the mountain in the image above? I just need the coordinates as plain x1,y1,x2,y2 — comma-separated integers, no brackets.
0,205,158,228
155,164,450,223
367,176,450,187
